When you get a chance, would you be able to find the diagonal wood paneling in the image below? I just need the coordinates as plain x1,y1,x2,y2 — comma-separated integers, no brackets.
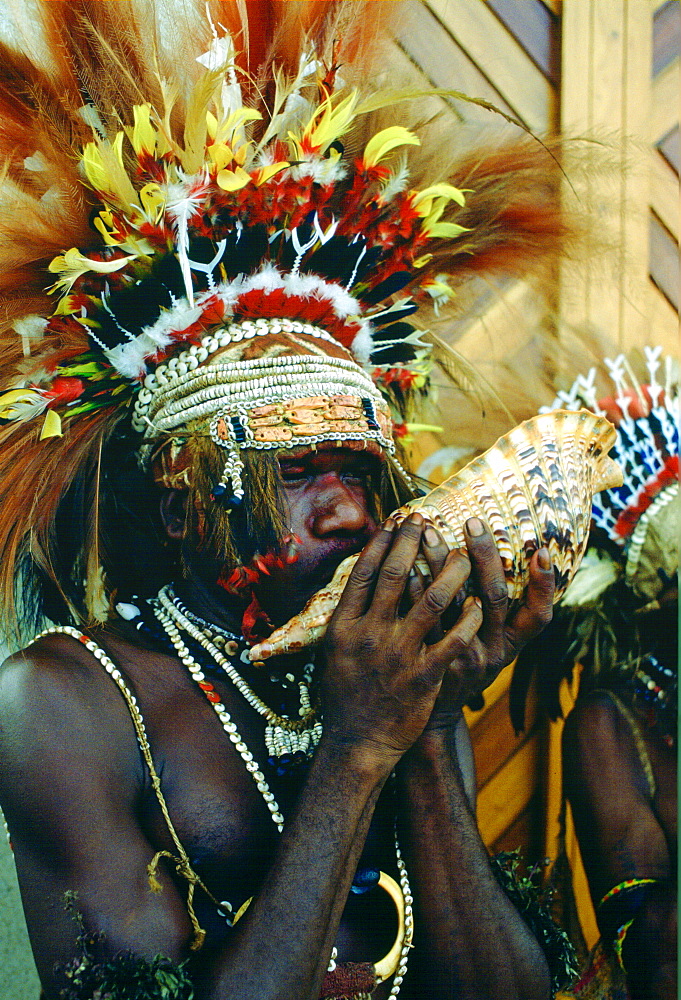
653,0,681,74
658,124,680,172
650,146,679,241
485,0,560,82
650,214,680,309
395,0,517,122
425,0,557,128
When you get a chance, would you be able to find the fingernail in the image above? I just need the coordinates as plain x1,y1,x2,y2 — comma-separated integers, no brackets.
466,517,485,537
409,512,424,525
383,518,396,532
537,547,551,570
424,526,440,547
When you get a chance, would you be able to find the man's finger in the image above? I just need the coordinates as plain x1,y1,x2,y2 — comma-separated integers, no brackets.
465,517,509,644
420,524,450,582
404,549,471,638
424,595,484,680
370,513,425,620
505,547,555,651
334,519,398,618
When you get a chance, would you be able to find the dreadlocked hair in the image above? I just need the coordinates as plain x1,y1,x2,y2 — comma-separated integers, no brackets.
182,440,288,578
9,417,419,645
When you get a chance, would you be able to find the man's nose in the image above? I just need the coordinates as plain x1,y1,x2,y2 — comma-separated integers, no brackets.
310,476,373,535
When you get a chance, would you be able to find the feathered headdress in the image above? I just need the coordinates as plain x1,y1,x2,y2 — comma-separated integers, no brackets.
0,0,572,632
510,346,679,743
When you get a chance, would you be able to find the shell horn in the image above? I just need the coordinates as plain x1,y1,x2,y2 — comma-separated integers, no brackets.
249,409,622,659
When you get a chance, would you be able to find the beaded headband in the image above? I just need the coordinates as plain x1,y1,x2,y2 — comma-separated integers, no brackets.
135,318,398,505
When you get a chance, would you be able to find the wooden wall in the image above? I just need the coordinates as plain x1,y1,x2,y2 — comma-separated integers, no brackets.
391,0,679,945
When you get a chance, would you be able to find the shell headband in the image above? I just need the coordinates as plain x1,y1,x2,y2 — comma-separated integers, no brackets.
135,318,398,504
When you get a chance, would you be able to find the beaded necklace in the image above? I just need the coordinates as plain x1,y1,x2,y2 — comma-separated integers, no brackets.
150,589,414,996
156,585,323,764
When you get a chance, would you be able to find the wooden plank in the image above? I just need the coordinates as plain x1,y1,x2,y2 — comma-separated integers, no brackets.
476,732,540,846
646,281,680,356
620,0,654,349
650,212,680,310
485,0,559,83
560,1,656,352
384,37,459,122
464,660,515,725
658,123,680,173
447,279,547,365
395,1,518,124
559,2,603,339
650,59,680,142
470,683,539,790
653,0,680,76
650,146,679,238
565,800,600,950
490,791,543,861
425,0,555,130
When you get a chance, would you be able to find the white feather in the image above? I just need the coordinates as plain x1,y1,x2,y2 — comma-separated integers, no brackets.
14,315,48,357
350,323,374,362
379,159,410,203
291,158,347,186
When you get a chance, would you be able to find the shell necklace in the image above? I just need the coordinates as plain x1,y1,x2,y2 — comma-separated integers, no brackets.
152,587,413,996
155,585,323,765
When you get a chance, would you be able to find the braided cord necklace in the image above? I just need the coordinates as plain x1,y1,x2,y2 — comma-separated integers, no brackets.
151,592,413,996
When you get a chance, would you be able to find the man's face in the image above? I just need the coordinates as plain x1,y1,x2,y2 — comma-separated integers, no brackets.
252,447,381,626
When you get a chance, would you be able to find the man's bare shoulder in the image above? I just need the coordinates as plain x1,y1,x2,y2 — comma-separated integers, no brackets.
562,689,661,818
562,689,645,769
0,629,137,732
0,630,146,833
563,689,623,749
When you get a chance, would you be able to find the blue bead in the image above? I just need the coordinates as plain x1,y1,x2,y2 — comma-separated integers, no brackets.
351,866,380,894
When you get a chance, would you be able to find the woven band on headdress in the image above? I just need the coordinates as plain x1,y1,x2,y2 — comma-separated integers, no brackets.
136,318,395,503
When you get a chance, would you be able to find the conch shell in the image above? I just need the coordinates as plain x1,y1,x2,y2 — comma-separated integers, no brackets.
250,410,622,660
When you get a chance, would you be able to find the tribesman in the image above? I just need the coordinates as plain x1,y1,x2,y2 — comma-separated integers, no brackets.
0,4,577,998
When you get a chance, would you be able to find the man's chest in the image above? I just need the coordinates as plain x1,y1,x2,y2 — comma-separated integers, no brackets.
132,676,397,906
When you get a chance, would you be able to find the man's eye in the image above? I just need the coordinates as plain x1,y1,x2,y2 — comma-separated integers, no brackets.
342,469,371,484
279,467,307,482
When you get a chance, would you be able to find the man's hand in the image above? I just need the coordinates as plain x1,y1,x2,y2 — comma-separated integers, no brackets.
321,513,484,770
404,516,555,729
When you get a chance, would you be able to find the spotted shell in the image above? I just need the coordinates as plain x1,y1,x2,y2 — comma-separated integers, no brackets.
249,410,622,659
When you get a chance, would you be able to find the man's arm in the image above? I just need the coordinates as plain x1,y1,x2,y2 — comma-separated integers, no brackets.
397,719,551,1000
563,693,677,1000
393,522,556,1000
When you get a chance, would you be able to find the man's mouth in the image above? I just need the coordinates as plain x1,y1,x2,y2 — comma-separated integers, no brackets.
310,535,371,581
